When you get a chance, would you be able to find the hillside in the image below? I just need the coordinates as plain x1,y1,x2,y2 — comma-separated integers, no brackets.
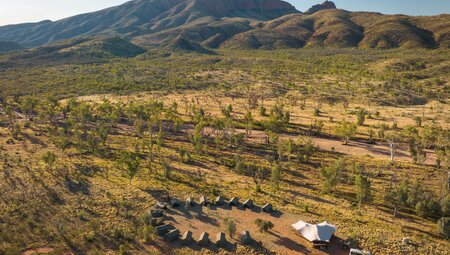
0,0,297,48
0,0,448,51
0,37,146,66
0,41,24,53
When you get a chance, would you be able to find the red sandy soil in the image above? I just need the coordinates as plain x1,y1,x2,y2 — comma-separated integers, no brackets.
163,200,349,255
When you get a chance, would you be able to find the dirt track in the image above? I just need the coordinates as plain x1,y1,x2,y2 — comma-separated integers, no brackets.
199,126,437,165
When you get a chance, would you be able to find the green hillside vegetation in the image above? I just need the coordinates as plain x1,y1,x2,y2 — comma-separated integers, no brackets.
0,48,448,104
0,37,146,66
0,42,24,53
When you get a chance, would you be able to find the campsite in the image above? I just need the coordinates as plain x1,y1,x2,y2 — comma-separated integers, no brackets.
148,196,348,255
0,1,449,255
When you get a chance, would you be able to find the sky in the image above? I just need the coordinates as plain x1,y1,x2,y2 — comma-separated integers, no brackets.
0,0,449,26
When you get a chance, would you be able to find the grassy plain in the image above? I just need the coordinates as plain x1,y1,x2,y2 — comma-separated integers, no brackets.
0,48,449,255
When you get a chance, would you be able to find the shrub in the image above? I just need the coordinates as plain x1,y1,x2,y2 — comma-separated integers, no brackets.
414,116,422,127
224,217,237,238
143,226,155,243
437,218,450,239
258,105,267,117
254,219,274,233
356,109,366,126
319,159,344,194
270,164,281,190
119,244,128,255
334,121,357,145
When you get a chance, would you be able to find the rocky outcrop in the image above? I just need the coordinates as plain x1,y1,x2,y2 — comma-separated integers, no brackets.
306,1,336,14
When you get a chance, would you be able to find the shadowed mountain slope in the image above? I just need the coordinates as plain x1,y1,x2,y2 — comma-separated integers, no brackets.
0,0,448,51
0,41,24,53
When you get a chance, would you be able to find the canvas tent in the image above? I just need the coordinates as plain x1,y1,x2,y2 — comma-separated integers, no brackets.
292,221,337,243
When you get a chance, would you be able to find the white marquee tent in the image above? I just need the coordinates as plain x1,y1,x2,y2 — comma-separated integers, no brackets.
291,221,337,243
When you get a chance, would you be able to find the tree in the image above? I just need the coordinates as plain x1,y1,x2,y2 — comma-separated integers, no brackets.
95,100,119,147
37,95,60,124
355,174,372,209
224,217,237,238
234,155,245,173
133,118,145,139
221,104,233,119
258,105,267,117
271,164,282,190
334,121,357,145
319,160,342,194
243,111,254,138
117,151,141,185
191,121,205,153
385,130,401,162
421,124,449,168
248,164,268,192
384,179,409,217
285,139,294,162
356,109,366,126
162,158,171,179
19,95,39,122
414,116,422,127
11,123,21,139
4,105,17,134
378,123,388,139
403,126,426,164
264,130,279,147
415,192,441,219
265,104,289,133
297,138,316,163
42,151,57,171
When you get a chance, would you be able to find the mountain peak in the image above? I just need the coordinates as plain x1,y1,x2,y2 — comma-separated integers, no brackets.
306,1,337,14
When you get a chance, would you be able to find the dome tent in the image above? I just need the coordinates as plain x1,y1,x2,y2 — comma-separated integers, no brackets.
291,221,337,243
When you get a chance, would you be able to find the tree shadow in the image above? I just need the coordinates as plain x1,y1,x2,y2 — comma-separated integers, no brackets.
269,231,311,254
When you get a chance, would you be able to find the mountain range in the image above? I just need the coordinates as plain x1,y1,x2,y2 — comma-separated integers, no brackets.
0,0,448,54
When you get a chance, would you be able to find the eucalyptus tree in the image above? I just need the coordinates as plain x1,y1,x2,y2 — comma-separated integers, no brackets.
243,111,254,138
334,121,357,145
355,174,372,209
117,151,141,185
19,95,39,122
